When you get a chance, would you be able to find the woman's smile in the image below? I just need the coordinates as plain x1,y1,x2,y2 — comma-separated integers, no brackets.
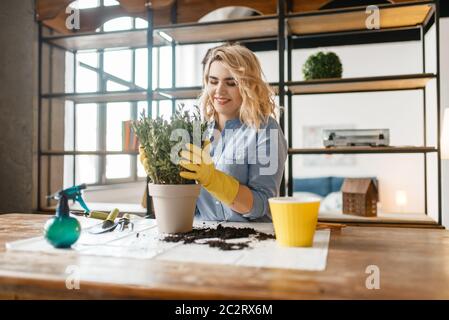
214,96,231,105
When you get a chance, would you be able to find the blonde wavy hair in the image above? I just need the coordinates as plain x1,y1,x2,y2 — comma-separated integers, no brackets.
198,43,278,129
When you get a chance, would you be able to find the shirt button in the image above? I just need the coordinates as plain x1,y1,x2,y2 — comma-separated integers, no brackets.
215,201,220,205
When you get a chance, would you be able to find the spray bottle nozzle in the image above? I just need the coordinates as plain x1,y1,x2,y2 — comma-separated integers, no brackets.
47,184,90,215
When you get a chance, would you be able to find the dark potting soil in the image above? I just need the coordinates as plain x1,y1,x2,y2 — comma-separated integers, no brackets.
162,224,275,251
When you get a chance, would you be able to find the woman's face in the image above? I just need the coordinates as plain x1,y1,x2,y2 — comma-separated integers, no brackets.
206,61,243,120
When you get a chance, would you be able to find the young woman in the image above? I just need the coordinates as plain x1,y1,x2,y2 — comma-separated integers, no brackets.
142,43,287,222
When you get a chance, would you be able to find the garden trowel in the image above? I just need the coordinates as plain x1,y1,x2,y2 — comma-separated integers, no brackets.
88,208,120,234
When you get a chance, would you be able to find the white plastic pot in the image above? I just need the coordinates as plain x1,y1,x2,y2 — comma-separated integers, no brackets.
148,183,201,234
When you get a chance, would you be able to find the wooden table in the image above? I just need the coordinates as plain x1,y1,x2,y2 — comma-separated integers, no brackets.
0,213,448,299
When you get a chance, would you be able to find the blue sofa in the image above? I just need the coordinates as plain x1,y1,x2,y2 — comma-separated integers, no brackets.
293,177,378,198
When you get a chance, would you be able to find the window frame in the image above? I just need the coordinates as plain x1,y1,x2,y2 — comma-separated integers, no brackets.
70,16,158,187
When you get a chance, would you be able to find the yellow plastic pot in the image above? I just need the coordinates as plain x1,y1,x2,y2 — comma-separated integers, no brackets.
268,196,321,247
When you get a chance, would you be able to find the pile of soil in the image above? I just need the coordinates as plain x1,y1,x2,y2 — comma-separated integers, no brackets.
162,224,275,251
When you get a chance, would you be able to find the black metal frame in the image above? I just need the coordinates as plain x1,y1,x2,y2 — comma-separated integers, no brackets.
282,0,442,225
37,0,443,225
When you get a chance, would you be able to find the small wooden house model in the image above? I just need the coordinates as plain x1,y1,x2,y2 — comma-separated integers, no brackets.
342,178,378,217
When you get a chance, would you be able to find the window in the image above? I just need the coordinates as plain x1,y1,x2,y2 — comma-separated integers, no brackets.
60,6,220,193
69,0,101,10
63,15,177,188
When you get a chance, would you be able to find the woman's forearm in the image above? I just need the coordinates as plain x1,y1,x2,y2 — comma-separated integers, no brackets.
230,184,254,214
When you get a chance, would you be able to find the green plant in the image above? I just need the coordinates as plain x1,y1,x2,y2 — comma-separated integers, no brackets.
132,104,208,184
302,51,343,80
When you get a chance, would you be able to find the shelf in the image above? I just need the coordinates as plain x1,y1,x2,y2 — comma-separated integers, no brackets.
156,87,202,100
41,83,280,103
318,211,438,226
287,1,434,36
41,151,139,156
287,74,436,95
42,15,279,51
41,2,434,50
41,90,182,103
42,90,149,103
155,15,278,45
289,146,437,155
157,83,279,99
41,89,190,103
43,29,167,51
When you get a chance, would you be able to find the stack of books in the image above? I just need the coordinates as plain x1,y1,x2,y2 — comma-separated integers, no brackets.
122,120,139,152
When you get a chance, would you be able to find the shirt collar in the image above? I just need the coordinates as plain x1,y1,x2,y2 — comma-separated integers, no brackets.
210,118,243,131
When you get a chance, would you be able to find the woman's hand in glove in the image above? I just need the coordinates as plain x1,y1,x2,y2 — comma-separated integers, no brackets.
179,140,240,206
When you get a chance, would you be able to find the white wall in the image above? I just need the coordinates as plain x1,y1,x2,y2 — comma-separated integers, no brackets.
440,18,449,228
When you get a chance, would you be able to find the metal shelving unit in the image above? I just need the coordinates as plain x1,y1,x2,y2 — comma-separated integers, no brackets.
37,3,284,214
283,0,442,226
37,0,442,226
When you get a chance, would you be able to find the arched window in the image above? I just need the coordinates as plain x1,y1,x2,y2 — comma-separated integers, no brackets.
69,0,100,10
199,6,261,22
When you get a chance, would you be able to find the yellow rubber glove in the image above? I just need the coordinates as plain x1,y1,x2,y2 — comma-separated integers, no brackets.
179,141,240,206
139,144,151,175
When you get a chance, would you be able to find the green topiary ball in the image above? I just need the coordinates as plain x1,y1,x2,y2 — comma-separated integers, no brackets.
302,51,343,80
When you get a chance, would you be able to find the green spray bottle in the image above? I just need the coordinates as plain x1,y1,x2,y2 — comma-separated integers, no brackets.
44,192,81,248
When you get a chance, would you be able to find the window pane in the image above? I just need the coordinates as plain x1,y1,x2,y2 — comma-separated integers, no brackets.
64,155,75,188
65,52,75,92
159,100,173,120
104,49,132,85
70,0,100,9
138,101,158,120
103,0,119,6
135,48,158,89
137,101,148,119
64,101,75,151
76,68,98,92
78,50,98,67
159,46,172,88
76,51,98,93
76,103,98,151
175,99,198,115
103,17,133,32
176,44,217,87
135,18,148,29
107,102,131,151
106,80,129,91
137,158,146,177
75,155,98,184
106,155,131,179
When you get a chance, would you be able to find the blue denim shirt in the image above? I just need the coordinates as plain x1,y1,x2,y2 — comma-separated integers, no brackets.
194,116,288,222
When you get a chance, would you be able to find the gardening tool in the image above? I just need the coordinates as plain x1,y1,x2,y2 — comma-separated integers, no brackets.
49,184,109,220
48,184,90,213
88,208,120,234
116,214,134,232
71,210,109,220
44,188,81,248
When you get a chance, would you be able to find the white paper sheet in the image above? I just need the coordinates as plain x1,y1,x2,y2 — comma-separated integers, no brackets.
5,218,330,271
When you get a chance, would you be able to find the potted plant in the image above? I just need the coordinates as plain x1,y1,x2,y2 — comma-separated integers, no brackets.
132,105,208,234
302,51,343,80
